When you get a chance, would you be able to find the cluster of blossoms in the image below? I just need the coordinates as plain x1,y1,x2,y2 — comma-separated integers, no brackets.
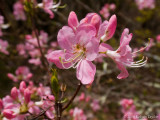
99,3,116,19
0,81,55,120
135,0,155,10
68,92,102,120
16,31,58,66
0,15,9,55
7,66,33,82
120,99,160,120
13,1,26,21
69,107,87,120
13,0,61,20
47,11,147,85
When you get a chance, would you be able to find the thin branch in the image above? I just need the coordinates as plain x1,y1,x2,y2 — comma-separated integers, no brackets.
62,82,82,111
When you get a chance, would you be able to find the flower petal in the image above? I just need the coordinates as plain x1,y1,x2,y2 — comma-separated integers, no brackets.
116,62,129,79
76,60,96,84
57,26,76,51
46,50,65,69
68,11,79,31
85,37,99,61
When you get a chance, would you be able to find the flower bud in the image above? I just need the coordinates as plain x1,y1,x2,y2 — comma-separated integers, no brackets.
0,99,3,110
24,88,31,103
11,87,18,100
19,81,26,93
68,11,79,31
101,15,117,42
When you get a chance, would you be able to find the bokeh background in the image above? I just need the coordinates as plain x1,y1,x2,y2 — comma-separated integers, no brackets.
0,0,160,119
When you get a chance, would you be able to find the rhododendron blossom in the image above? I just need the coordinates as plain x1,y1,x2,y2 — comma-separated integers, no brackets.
0,81,55,120
47,11,117,84
99,28,147,79
7,66,33,82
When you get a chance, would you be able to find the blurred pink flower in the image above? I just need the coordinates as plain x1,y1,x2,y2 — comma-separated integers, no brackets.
100,3,116,19
156,35,160,43
90,99,100,112
7,66,33,82
70,107,87,120
0,39,9,55
37,0,61,19
13,1,26,21
135,0,155,10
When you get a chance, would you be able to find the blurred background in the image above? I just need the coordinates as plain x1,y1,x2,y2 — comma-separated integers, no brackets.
0,0,160,119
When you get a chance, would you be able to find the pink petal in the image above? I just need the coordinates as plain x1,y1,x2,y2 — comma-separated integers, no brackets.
76,24,96,46
99,43,113,53
116,62,129,79
80,13,102,32
44,9,54,19
47,50,64,69
119,28,133,48
57,26,75,51
76,60,96,84
101,15,117,41
68,11,79,31
97,20,108,40
106,15,117,39
85,37,99,61
47,50,73,69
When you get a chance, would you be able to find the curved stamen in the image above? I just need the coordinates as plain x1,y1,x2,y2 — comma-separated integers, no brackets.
132,39,151,54
59,52,84,69
122,57,148,67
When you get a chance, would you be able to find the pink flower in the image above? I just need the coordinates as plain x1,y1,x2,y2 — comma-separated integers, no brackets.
90,99,100,112
135,0,155,10
156,35,160,43
0,15,4,36
7,66,33,82
47,12,99,84
37,0,61,19
100,3,116,19
0,39,9,55
16,43,27,57
99,28,147,79
70,107,87,120
79,92,85,101
13,1,26,21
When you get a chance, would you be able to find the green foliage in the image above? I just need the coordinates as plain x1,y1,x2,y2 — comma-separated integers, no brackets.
51,69,60,101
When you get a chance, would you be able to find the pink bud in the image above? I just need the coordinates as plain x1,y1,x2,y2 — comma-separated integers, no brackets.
79,92,85,101
19,81,26,93
24,88,31,103
11,87,18,100
3,110,16,119
101,15,117,41
68,11,79,30
7,73,18,82
0,99,3,110
90,14,101,31
26,73,33,80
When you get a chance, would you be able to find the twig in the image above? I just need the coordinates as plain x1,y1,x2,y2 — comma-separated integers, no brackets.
62,82,82,111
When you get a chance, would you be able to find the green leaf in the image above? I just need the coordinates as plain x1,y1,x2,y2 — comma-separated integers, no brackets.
51,69,59,101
